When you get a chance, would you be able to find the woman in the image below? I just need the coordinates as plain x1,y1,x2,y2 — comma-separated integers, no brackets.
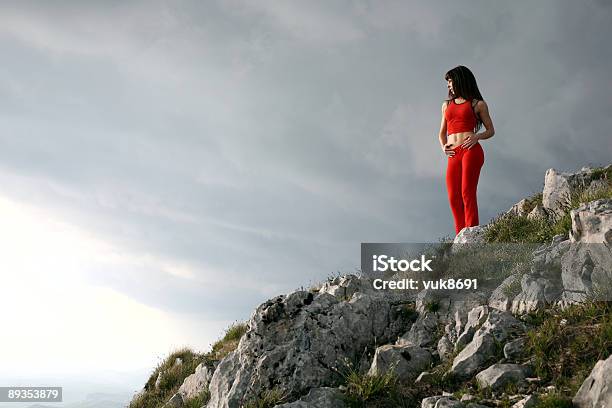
438,65,495,235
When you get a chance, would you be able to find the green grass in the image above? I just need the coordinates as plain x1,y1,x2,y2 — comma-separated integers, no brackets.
524,300,612,396
532,391,573,408
182,390,211,408
244,389,290,408
485,172,612,244
129,347,209,408
210,320,248,360
131,320,248,408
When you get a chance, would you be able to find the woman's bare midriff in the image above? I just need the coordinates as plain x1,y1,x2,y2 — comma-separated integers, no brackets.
447,132,476,148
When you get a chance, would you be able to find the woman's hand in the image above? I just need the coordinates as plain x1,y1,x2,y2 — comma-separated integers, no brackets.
442,143,455,157
461,134,481,149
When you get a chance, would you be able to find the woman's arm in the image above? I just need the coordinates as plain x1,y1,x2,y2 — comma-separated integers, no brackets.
475,100,495,140
438,101,448,148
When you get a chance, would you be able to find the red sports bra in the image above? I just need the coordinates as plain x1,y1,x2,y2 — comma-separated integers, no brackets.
445,98,477,135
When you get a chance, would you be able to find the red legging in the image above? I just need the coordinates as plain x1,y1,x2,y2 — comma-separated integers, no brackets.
446,143,485,235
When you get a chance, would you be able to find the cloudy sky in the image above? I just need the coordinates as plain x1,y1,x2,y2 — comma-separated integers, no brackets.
0,0,610,402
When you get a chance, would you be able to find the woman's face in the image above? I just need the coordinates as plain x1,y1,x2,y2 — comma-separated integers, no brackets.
447,78,454,95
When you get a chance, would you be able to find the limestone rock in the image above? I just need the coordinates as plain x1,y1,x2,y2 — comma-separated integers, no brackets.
503,338,526,361
475,363,531,391
368,344,432,381
421,396,464,408
452,226,488,253
273,387,345,408
511,238,570,314
449,333,497,379
559,241,612,304
396,311,439,348
176,363,212,401
205,287,410,407
573,354,612,408
570,199,612,244
449,309,524,378
506,198,530,217
526,204,547,221
512,394,538,408
164,393,183,408
543,168,572,217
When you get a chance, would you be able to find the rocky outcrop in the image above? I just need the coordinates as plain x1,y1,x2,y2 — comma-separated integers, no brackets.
474,363,531,391
132,164,611,408
367,344,432,380
572,354,612,408
569,198,612,244
164,363,212,407
449,308,525,379
204,280,413,407
542,166,609,218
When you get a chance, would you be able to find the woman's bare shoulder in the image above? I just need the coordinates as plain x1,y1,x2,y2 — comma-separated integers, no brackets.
474,99,489,112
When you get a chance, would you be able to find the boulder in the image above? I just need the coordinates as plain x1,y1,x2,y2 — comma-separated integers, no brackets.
273,387,345,408
543,168,572,217
368,344,432,380
573,354,612,408
569,199,612,244
506,198,530,217
421,396,464,408
526,204,547,221
449,309,524,378
452,226,488,253
475,363,531,391
503,338,526,361
560,241,612,304
396,311,439,348
449,333,497,379
176,363,212,401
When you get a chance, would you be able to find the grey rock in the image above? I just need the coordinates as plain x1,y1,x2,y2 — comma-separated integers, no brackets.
543,168,572,217
586,179,609,196
573,354,612,408
274,387,345,408
475,364,531,391
506,198,530,217
570,199,612,244
511,394,538,408
449,333,497,379
449,310,524,378
368,344,432,381
526,204,547,221
154,372,163,389
460,393,474,401
489,273,520,312
177,363,212,402
164,393,183,408
415,371,435,384
318,274,373,300
560,241,612,305
421,396,464,408
205,283,409,408
452,226,488,253
511,238,570,314
437,335,454,362
455,305,489,351
422,396,443,408
397,311,439,347
503,338,526,361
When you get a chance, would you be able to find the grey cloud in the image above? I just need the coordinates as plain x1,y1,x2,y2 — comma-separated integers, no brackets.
0,0,610,319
